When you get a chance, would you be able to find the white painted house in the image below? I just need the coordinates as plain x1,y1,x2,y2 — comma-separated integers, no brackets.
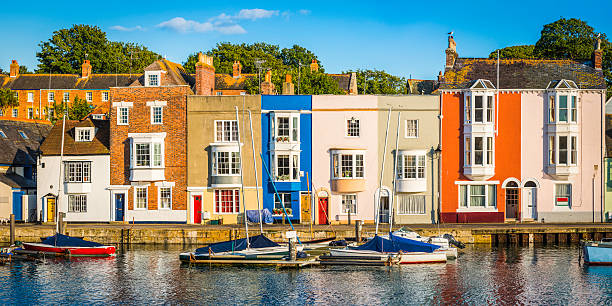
37,118,111,222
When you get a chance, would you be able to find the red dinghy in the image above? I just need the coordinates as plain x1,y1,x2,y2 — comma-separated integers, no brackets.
23,233,116,257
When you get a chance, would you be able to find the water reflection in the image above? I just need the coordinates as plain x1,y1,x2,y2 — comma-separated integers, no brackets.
0,245,611,304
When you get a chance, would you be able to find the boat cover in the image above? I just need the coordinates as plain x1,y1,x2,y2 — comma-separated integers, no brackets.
356,233,440,253
41,233,104,247
246,209,274,224
195,234,280,254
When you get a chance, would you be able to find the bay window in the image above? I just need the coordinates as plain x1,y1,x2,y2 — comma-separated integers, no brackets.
272,153,299,181
214,189,240,214
333,153,365,179
548,93,578,124
135,143,162,167
271,113,300,143
548,135,577,166
464,93,494,124
64,161,91,183
397,155,425,179
459,184,496,209
213,151,240,175
464,136,494,166
215,120,238,142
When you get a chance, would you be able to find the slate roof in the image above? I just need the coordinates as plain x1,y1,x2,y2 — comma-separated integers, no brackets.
0,172,35,188
40,118,109,156
0,119,52,165
441,58,606,90
407,79,438,95
0,74,135,90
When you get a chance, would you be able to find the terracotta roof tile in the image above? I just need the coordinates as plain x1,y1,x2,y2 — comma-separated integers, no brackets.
40,118,109,156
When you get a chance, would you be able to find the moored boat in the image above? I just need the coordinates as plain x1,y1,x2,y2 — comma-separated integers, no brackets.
582,238,612,265
180,234,302,262
22,233,116,257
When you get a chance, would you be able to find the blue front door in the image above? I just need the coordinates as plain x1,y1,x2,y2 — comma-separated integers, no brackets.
12,191,23,221
115,194,125,221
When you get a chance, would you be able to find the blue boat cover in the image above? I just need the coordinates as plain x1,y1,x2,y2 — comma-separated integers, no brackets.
356,233,440,253
195,234,280,254
246,209,274,224
41,233,104,247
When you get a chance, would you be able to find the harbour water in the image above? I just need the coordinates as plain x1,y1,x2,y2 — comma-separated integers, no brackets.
0,245,611,305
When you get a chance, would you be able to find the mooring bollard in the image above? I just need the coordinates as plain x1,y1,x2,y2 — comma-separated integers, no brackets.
58,212,65,235
355,220,363,242
286,231,297,261
9,214,15,245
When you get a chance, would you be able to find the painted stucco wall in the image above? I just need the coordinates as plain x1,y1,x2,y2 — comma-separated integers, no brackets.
312,95,378,223
37,155,111,222
521,91,604,222
605,158,612,221
0,182,11,219
261,95,312,223
186,95,262,224
377,95,440,224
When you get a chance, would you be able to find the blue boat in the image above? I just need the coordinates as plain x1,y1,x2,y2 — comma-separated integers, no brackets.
582,238,612,265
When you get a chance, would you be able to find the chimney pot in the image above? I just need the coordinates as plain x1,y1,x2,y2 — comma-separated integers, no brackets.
261,70,275,95
445,35,458,71
9,60,19,78
593,38,603,70
232,61,242,78
195,52,215,95
282,74,294,95
310,59,319,72
81,59,92,78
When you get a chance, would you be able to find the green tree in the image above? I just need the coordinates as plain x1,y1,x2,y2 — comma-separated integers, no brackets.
36,24,160,74
50,96,93,123
343,69,407,94
488,45,535,59
0,88,19,110
280,45,319,70
19,65,31,74
534,18,603,60
244,68,344,95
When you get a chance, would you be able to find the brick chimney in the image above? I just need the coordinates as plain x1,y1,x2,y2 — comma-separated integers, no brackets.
445,34,458,71
9,60,19,78
348,72,358,95
232,61,242,78
260,70,275,95
310,59,319,72
282,74,294,95
81,60,92,78
593,37,603,70
195,52,215,95
437,71,444,83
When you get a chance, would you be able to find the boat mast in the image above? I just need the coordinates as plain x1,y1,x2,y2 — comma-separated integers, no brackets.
55,110,66,234
375,108,391,236
390,112,401,234
247,109,263,234
235,106,250,249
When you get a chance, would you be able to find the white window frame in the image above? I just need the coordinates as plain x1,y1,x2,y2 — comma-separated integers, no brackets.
12,109,18,118
102,92,109,102
63,92,70,102
271,152,300,182
27,92,34,102
86,92,93,102
212,151,241,176
341,194,357,214
548,134,578,166
132,142,164,168
464,135,494,166
548,93,578,124
271,113,300,143
64,161,91,183
397,194,426,215
151,106,163,124
158,187,172,210
117,107,129,125
397,154,426,180
273,193,292,212
68,194,87,213
405,119,419,138
75,127,93,142
48,92,55,102
457,183,497,210
332,152,365,180
27,108,33,119
145,71,161,87
346,117,360,137
214,189,240,214
464,93,495,124
214,120,239,142
134,186,148,210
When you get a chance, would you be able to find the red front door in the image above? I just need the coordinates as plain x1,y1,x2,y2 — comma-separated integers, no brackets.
318,197,329,225
193,196,202,224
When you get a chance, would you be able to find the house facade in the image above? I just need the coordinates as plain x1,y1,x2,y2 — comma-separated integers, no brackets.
440,35,605,223
37,118,110,222
312,95,379,224
377,95,440,225
261,95,312,223
108,59,198,223
186,95,262,224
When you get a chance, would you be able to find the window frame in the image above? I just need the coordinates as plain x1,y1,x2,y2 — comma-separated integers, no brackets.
464,136,494,167
133,142,163,168
548,134,578,166
75,127,93,142
64,161,92,183
102,92,109,102
554,183,572,207
212,151,241,176
273,193,292,212
158,187,172,210
27,108,33,119
549,93,578,124
397,154,426,180
341,194,357,214
214,120,239,142
346,117,360,137
134,186,148,210
405,119,419,138
458,184,497,209
68,194,87,213
397,194,426,215
145,71,161,87
12,109,18,118
86,92,93,102
271,113,300,143
464,94,495,124
151,106,163,125
27,92,34,102
332,152,365,180
214,189,240,214
48,92,55,102
117,107,129,125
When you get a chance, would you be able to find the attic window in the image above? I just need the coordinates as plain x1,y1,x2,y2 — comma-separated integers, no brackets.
18,131,28,139
0,130,6,138
76,127,93,142
145,71,161,87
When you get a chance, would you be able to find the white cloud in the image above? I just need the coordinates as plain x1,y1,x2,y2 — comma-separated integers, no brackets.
236,8,279,20
157,17,213,33
298,9,311,15
110,25,144,32
216,24,247,35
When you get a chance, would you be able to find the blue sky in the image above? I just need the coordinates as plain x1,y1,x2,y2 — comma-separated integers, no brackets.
1,0,611,79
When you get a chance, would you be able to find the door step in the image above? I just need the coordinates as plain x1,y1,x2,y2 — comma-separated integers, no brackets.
504,218,517,223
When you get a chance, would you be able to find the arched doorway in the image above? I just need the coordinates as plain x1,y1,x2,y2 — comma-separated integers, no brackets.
317,190,329,225
522,180,538,220
503,179,520,219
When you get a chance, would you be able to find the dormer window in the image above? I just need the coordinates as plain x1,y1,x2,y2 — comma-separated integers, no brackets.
145,71,161,87
76,127,94,142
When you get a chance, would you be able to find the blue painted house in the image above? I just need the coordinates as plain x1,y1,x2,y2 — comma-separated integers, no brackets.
261,95,312,223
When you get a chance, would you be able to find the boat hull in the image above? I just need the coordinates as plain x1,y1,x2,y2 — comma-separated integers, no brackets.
180,246,302,262
583,243,612,265
329,249,447,264
23,242,116,257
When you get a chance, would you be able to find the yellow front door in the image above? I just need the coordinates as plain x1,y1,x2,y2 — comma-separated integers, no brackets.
301,194,311,224
47,198,55,222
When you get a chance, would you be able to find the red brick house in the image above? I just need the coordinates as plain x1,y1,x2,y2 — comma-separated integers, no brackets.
108,55,214,222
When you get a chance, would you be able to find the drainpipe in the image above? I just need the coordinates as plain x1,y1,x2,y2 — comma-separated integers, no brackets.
438,93,443,224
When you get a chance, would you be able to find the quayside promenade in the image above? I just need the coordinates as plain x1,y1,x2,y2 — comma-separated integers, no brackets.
2,223,612,246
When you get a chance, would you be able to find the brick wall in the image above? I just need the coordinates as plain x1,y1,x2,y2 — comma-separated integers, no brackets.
1,89,111,120
109,85,189,212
